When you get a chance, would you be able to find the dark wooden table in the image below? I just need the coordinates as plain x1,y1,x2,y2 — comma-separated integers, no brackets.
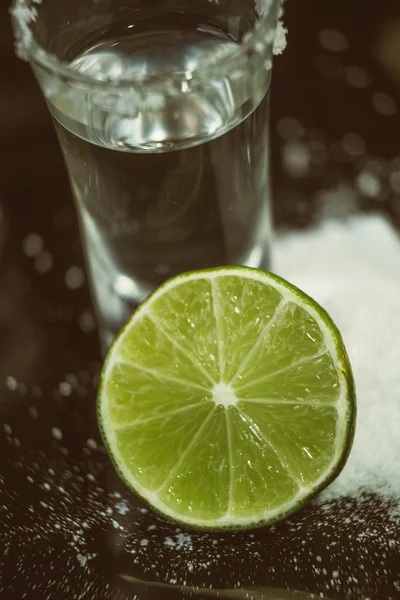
1,1,399,598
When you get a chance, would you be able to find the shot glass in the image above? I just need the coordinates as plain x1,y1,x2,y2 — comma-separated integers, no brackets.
12,0,284,349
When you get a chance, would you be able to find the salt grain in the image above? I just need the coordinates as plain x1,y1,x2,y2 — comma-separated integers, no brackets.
6,376,18,391
59,382,72,397
28,406,38,419
372,93,397,117
341,133,366,157
22,233,43,257
344,65,371,89
65,373,78,386
65,266,85,290
34,250,53,274
115,501,129,515
275,213,400,499
79,311,96,333
277,117,304,141
318,29,348,53
282,141,311,177
356,170,381,198
51,427,63,441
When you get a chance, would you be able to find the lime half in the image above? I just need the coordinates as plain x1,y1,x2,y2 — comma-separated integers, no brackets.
98,267,355,530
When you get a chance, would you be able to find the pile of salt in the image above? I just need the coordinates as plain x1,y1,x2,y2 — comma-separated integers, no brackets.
275,214,400,500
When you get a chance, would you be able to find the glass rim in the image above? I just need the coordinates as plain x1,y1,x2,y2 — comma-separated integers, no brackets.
11,0,283,88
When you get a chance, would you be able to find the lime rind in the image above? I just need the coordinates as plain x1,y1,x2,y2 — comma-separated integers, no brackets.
98,266,356,530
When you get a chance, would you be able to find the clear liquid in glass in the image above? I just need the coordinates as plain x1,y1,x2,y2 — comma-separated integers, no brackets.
46,10,272,345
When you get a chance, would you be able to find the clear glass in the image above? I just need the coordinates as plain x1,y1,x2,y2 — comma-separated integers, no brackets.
12,0,282,349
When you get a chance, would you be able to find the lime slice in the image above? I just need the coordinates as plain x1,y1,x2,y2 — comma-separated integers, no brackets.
98,267,356,530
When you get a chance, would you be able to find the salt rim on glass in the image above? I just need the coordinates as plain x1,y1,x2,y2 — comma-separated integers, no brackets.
10,0,287,74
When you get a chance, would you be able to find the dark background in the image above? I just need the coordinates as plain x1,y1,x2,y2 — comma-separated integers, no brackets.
1,1,400,599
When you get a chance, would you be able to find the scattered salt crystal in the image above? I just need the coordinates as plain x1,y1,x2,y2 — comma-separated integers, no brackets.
372,93,397,117
28,406,38,419
166,533,194,551
59,382,72,397
65,266,85,290
51,427,63,441
115,501,129,515
3,424,12,435
275,213,400,499
43,483,51,491
318,29,348,53
22,233,43,257
34,250,53,273
356,170,381,198
86,439,97,450
344,65,371,89
341,133,366,157
282,142,310,177
77,553,87,567
79,311,96,333
154,264,170,276
65,373,78,386
6,376,18,391
277,117,304,140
